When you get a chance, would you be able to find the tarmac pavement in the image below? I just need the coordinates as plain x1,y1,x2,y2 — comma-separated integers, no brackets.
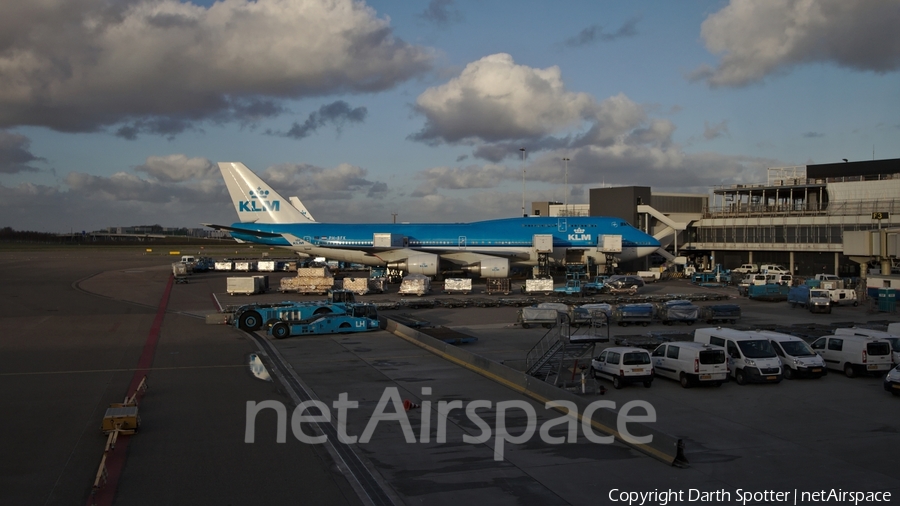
2,248,898,506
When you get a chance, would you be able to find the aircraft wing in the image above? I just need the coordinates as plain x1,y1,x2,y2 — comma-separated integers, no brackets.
440,251,531,264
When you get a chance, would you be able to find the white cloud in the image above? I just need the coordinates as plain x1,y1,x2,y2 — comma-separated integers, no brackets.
411,164,512,196
411,53,596,144
0,0,433,133
692,0,900,87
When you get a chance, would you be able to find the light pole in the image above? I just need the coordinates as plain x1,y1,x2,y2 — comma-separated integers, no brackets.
520,148,526,217
562,157,570,216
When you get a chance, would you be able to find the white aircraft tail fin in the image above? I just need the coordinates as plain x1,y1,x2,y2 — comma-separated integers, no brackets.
218,162,317,224
289,196,316,222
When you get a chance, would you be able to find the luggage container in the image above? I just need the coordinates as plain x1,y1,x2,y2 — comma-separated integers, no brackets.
615,303,655,327
485,278,512,295
701,304,741,324
524,278,554,295
214,260,234,271
517,307,560,329
399,274,431,296
342,277,370,295
658,300,700,325
227,277,263,295
443,278,473,294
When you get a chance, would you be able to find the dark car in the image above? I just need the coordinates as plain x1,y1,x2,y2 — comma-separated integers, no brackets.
604,275,645,295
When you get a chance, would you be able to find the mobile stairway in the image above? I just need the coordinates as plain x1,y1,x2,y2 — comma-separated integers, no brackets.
524,313,609,386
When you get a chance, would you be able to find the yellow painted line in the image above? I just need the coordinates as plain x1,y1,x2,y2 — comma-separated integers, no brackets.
0,365,246,376
388,325,674,464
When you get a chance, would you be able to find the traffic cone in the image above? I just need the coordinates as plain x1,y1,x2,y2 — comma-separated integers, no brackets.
403,399,420,411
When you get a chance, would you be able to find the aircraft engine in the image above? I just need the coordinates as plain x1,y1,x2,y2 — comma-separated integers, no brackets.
387,253,439,276
462,258,509,278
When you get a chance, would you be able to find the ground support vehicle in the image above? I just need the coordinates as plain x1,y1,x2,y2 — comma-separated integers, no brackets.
694,328,783,385
590,347,654,389
268,303,379,339
172,262,190,284
614,303,654,327
788,286,832,313
233,300,345,331
762,331,826,379
832,328,900,365
658,300,699,325
582,276,608,295
748,283,789,302
651,342,727,388
554,279,584,297
826,288,858,306
810,334,893,378
701,304,741,324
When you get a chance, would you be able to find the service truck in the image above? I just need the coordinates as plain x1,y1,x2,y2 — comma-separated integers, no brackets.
787,286,831,313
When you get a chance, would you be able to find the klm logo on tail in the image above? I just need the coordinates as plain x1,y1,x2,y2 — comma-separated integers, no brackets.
239,187,280,213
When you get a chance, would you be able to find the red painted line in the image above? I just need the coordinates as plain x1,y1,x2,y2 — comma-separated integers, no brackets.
88,274,174,506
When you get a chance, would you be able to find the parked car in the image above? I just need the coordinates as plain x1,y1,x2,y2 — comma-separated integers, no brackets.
603,275,645,295
732,263,759,274
762,331,826,379
884,364,900,396
590,347,654,389
651,342,727,388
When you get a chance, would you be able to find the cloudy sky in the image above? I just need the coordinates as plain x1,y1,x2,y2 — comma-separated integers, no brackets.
1,0,898,232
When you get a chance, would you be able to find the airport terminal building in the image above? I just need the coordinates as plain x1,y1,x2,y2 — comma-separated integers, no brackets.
574,158,900,276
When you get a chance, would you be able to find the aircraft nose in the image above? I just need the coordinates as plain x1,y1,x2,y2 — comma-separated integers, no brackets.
636,246,660,258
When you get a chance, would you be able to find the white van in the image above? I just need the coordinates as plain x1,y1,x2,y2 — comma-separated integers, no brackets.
590,347,654,389
694,328,782,385
759,331,826,379
833,328,900,365
650,342,727,388
810,334,893,377
759,264,790,275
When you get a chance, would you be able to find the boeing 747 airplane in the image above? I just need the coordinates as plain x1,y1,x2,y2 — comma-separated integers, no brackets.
206,162,661,277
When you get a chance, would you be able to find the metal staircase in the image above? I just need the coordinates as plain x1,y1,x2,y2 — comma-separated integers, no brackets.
525,318,602,386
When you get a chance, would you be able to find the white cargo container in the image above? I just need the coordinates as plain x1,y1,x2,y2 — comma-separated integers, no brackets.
399,274,431,296
215,260,234,271
234,260,257,271
443,278,472,294
524,278,554,295
227,277,263,295
257,260,277,272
